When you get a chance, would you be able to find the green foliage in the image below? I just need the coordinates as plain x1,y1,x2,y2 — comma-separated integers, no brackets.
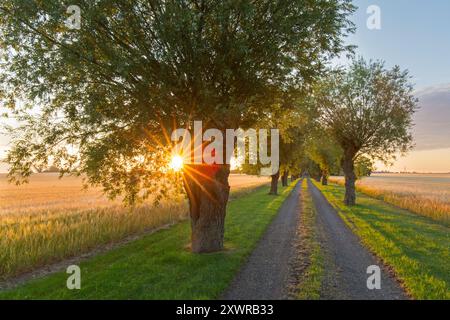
354,156,374,178
0,0,354,203
316,57,418,162
240,90,322,176
299,156,322,180
306,132,342,178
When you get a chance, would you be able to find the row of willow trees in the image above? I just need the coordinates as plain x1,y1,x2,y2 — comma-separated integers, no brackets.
244,57,416,207
0,1,415,253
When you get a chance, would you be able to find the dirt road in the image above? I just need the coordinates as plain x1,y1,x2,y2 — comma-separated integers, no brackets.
308,180,407,300
222,179,407,300
222,181,302,299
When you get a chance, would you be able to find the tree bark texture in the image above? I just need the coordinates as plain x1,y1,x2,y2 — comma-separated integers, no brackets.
269,170,280,195
281,170,289,187
183,164,230,253
342,150,357,206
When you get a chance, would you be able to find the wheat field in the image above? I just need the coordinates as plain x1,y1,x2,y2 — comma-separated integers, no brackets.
0,173,269,280
329,173,450,225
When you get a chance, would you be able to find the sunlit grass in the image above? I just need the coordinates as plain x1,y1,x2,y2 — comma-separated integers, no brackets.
0,181,295,299
0,173,269,280
329,175,450,225
0,199,188,280
313,180,449,300
295,180,324,300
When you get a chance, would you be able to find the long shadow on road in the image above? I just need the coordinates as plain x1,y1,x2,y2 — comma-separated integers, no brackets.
222,178,407,300
222,180,302,300
308,179,407,300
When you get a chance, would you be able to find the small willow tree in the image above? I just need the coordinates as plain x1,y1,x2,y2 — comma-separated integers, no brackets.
316,59,417,205
306,133,342,185
240,96,313,194
0,0,354,252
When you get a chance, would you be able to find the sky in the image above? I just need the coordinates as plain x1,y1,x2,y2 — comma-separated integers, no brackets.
346,0,450,88
341,0,450,172
1,0,450,173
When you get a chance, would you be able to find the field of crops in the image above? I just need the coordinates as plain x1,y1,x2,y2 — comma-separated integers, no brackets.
330,173,450,225
0,173,269,213
0,173,269,280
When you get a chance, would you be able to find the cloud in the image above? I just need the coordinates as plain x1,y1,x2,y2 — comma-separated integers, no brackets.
412,84,450,151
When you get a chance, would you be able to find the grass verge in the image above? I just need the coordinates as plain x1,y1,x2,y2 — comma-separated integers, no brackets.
0,181,297,299
0,182,267,281
0,199,188,280
295,180,324,300
328,177,449,226
312,180,449,300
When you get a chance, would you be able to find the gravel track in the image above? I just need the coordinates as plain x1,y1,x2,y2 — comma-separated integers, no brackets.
308,179,407,300
222,181,302,300
222,179,407,300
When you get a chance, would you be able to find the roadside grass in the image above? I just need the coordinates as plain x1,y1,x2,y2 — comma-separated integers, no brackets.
295,180,324,300
0,199,188,280
328,177,450,226
0,181,296,299
0,178,268,281
313,180,450,300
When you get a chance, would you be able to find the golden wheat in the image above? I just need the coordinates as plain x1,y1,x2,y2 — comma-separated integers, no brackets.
329,174,450,225
0,173,269,279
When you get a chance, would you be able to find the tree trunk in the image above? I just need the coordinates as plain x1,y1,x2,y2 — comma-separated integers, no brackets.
342,150,356,206
183,164,230,253
281,170,289,187
321,173,328,185
269,170,280,195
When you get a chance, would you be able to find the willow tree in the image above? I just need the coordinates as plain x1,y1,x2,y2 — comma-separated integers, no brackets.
241,94,313,194
317,59,417,205
0,0,354,252
354,156,374,178
306,133,341,185
277,106,314,189
273,126,306,192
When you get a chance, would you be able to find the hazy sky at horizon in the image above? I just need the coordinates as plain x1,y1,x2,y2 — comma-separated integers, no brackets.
1,0,449,173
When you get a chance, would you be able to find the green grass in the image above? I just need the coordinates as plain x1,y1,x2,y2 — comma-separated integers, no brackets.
296,180,324,300
0,181,297,299
312,180,449,300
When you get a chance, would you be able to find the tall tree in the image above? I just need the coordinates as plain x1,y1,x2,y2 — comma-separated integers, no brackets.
277,107,313,188
241,95,313,194
0,0,354,252
316,59,417,205
269,100,309,193
306,133,342,185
